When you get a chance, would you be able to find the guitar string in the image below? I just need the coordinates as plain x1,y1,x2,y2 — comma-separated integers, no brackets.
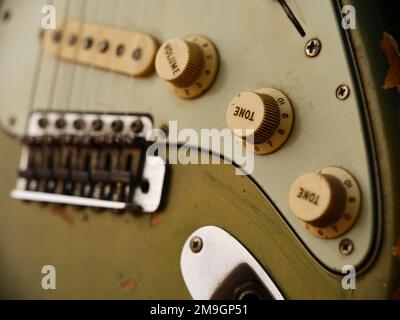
64,0,87,112
127,0,143,116
82,1,104,112
27,0,55,116
46,0,71,112
100,0,121,116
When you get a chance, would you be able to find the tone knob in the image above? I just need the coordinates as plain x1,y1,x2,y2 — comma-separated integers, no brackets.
226,88,294,155
289,167,362,239
155,36,219,99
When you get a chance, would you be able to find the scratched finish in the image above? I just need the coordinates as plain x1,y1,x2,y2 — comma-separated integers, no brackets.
0,0,378,272
0,133,398,299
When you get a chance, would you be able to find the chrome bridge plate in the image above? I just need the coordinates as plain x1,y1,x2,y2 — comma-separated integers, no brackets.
11,111,166,213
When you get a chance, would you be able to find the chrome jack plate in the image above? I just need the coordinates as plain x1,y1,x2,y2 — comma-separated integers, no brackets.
181,226,284,300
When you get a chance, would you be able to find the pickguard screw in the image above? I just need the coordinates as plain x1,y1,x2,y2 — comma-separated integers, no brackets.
190,236,203,253
8,116,16,126
0,9,10,21
305,38,322,57
336,84,350,100
339,238,354,255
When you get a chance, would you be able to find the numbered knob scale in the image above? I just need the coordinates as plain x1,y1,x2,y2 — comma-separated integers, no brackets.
155,36,219,99
226,88,294,155
289,167,362,239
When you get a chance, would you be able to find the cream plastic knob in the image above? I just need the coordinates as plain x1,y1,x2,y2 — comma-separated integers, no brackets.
289,167,362,239
226,88,294,155
155,36,219,99
155,38,204,87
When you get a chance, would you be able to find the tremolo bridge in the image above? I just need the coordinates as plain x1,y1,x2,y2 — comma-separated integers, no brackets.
11,112,166,212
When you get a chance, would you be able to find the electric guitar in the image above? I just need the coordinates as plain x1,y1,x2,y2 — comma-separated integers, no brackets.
0,0,399,299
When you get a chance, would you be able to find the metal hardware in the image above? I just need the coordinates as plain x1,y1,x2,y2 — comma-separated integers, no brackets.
181,226,284,300
336,84,351,100
305,38,322,57
339,238,354,255
11,112,165,213
190,237,203,253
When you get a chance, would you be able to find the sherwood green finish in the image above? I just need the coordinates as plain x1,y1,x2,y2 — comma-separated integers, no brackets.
0,0,385,272
0,134,398,299
0,0,399,299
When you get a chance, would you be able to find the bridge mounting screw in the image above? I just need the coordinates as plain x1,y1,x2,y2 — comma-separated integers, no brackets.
305,38,322,57
336,84,350,100
339,238,354,255
190,236,203,253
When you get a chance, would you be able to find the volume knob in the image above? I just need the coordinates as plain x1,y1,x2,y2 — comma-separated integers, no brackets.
289,167,362,239
226,88,294,155
155,36,219,99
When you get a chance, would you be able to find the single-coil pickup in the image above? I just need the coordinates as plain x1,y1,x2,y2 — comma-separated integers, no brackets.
43,20,159,77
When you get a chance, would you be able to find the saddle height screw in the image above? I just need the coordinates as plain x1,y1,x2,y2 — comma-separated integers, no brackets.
190,236,203,254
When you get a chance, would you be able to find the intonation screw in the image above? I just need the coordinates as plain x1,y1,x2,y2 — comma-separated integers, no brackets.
111,120,124,133
336,84,350,100
55,118,66,129
339,238,354,255
38,117,49,129
73,118,85,130
190,236,203,253
92,119,103,131
131,119,144,133
305,38,322,57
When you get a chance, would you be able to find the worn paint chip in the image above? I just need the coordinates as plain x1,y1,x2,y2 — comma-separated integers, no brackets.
51,206,75,225
380,32,400,92
121,278,138,290
392,239,400,258
150,212,160,227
